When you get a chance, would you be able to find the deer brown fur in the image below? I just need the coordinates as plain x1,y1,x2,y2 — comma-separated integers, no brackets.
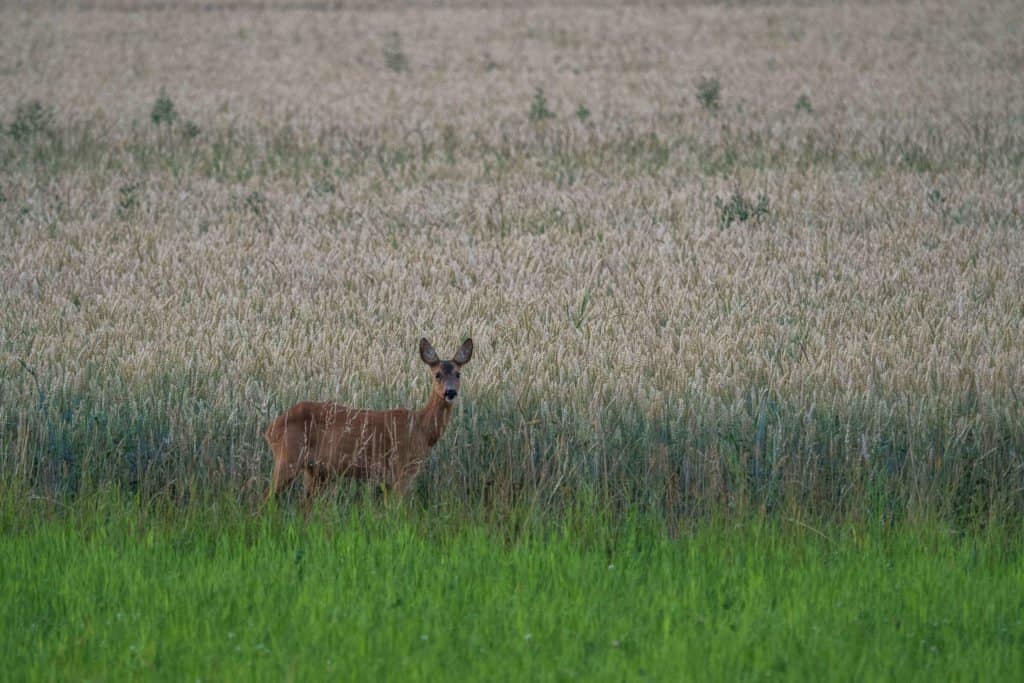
265,338,472,508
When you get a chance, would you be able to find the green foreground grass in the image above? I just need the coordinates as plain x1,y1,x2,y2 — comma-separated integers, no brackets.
2,494,1022,681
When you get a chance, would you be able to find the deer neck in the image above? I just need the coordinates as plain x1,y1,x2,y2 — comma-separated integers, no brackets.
417,392,453,447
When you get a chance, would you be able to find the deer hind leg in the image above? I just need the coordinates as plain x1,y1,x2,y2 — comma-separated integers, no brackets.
271,455,300,494
261,457,294,514
268,439,304,505
301,468,330,516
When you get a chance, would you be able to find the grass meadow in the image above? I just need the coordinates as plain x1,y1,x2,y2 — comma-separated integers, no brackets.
3,495,1024,681
1,0,1023,678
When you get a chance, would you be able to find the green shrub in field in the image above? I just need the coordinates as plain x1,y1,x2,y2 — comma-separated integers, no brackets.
118,183,141,219
181,120,201,139
715,189,771,227
696,76,721,111
442,124,458,163
151,89,177,126
529,87,556,122
383,31,409,73
244,190,267,216
7,101,55,141
795,93,813,113
900,138,934,173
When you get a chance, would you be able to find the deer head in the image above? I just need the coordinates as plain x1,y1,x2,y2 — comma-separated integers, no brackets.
420,337,473,403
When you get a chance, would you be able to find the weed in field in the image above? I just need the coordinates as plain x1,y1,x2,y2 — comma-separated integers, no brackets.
575,104,591,123
383,31,409,73
696,76,721,111
442,124,458,163
529,87,556,122
898,138,934,172
181,120,201,139
312,179,336,195
117,182,140,218
715,189,771,227
795,93,813,113
244,190,267,216
926,188,946,210
150,89,177,126
7,100,54,141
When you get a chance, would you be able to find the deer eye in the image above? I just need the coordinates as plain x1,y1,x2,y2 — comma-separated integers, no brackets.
435,372,442,380
455,372,461,378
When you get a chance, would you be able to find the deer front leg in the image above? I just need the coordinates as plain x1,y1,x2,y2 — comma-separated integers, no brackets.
389,458,426,497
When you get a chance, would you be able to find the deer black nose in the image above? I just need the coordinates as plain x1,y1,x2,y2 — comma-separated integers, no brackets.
444,389,458,400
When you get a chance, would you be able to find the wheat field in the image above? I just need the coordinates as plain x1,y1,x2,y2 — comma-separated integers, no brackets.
1,0,1023,523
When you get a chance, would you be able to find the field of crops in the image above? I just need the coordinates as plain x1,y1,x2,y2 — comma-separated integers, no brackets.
1,0,1023,678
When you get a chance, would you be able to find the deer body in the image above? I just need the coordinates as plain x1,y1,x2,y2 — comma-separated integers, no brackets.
265,338,472,505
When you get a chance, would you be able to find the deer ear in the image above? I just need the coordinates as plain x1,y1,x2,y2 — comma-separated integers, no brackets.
453,338,473,366
420,338,440,366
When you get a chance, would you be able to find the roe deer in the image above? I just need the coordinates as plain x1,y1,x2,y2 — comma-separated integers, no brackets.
265,337,473,508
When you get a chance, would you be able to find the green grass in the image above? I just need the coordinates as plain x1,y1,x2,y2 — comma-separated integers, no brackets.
2,494,1022,681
